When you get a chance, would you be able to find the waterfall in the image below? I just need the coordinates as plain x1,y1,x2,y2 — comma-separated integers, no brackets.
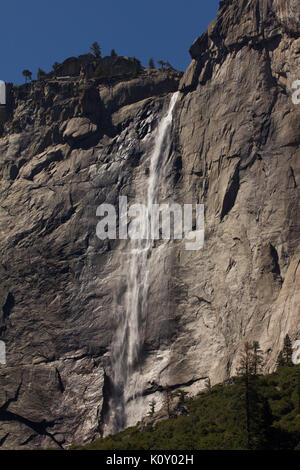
104,92,179,435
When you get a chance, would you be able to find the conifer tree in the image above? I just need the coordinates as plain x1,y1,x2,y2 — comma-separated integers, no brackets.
238,342,254,449
173,389,188,406
148,58,155,69
277,334,294,368
165,61,174,70
252,341,264,376
37,68,46,80
147,399,156,417
237,341,269,449
90,41,101,58
282,334,293,366
157,60,165,70
276,351,285,369
22,70,32,83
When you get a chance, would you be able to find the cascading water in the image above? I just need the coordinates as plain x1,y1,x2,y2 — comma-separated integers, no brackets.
104,92,179,435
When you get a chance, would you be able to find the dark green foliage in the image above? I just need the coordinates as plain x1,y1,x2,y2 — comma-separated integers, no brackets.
173,389,189,406
237,342,266,449
297,371,300,413
277,351,285,368
283,335,294,366
277,334,294,368
73,365,300,450
253,341,264,375
90,41,101,58
37,68,46,79
235,378,273,449
110,49,117,57
148,58,155,69
22,69,32,82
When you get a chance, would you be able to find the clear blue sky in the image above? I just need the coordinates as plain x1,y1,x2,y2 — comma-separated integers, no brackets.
0,0,219,84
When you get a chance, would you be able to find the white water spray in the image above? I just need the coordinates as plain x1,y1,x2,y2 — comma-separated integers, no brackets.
105,92,179,434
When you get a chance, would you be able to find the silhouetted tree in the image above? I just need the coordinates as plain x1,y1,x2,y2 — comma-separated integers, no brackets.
22,70,32,83
37,68,46,80
237,341,273,449
110,49,117,57
157,60,173,71
157,60,164,70
90,41,101,58
148,58,155,69
165,61,174,70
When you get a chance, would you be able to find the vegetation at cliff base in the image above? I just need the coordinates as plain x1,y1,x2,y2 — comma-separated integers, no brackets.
73,364,300,451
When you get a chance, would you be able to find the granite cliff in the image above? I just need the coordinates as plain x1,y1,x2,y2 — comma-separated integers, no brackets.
0,0,299,449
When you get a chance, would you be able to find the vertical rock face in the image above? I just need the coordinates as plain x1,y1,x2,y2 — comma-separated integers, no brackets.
0,0,299,449
0,69,182,448
172,0,300,386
